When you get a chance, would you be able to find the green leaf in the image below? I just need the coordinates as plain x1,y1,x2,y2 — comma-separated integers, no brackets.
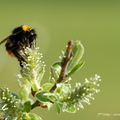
65,104,77,113
49,62,61,83
55,83,71,96
55,84,63,94
42,83,53,91
68,61,85,76
24,101,31,113
23,113,42,120
35,91,50,102
52,62,61,71
19,85,30,102
48,93,59,101
67,40,84,72
55,102,63,114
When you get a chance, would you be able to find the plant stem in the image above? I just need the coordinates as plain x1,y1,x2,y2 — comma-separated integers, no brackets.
31,40,73,109
49,40,73,92
31,100,40,109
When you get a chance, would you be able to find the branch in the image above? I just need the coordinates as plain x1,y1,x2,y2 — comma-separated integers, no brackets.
49,40,73,93
31,100,40,109
31,40,73,109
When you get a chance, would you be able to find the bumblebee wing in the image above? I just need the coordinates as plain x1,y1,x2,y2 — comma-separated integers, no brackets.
0,34,14,45
0,30,22,45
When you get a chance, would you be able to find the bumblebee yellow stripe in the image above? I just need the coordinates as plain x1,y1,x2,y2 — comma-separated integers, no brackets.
22,25,31,31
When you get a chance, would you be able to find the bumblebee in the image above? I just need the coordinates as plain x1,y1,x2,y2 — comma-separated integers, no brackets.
0,25,37,66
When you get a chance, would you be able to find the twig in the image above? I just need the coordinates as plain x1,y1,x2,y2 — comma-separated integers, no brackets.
31,40,73,109
49,40,73,92
31,100,40,109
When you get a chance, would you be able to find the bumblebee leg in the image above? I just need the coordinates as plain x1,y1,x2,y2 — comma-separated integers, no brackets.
16,41,27,67
22,38,30,48
11,49,25,67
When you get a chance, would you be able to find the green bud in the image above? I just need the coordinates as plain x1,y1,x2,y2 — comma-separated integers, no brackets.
35,91,50,102
49,62,61,83
24,101,31,113
67,40,84,73
42,83,53,91
68,61,85,76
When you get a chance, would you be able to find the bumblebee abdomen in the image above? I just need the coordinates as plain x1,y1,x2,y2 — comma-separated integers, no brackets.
7,50,15,57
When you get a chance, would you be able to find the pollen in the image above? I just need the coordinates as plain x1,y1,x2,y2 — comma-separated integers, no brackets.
22,25,31,31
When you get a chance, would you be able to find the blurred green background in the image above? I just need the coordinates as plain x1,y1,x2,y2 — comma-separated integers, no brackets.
0,0,120,120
